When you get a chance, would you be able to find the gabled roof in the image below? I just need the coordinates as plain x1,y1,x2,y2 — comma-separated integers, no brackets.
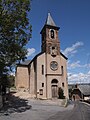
78,84,90,96
17,51,67,67
17,60,31,66
45,13,56,27
60,52,68,60
30,52,44,64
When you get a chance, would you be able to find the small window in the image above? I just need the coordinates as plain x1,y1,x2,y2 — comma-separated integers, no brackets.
42,83,44,87
51,46,57,56
51,29,54,39
62,82,64,87
61,66,63,75
52,46,55,50
39,89,43,95
42,65,44,75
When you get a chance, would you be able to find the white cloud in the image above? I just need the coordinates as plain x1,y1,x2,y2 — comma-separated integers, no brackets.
68,61,80,69
88,71,90,74
26,48,36,57
62,41,84,57
68,60,90,69
68,71,90,84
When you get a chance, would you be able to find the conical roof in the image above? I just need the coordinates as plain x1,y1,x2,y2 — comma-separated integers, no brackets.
45,13,56,26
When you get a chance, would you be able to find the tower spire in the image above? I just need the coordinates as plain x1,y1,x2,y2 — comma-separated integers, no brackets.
45,13,56,26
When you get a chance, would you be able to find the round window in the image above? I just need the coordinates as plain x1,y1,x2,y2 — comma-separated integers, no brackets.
50,61,58,70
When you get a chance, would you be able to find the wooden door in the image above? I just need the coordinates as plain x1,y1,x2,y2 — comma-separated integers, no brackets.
52,85,58,98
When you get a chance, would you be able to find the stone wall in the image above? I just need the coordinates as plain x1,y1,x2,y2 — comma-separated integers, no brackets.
15,66,29,90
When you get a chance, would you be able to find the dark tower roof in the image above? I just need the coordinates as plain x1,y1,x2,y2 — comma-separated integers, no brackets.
40,13,60,34
45,13,56,26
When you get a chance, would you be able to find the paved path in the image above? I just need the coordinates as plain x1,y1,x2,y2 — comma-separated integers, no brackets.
47,101,90,120
0,95,74,120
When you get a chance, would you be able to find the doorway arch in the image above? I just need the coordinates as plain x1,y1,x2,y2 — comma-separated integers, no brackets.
51,79,58,98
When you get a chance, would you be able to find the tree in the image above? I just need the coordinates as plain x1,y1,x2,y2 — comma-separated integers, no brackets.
8,75,15,87
58,87,65,99
0,0,32,88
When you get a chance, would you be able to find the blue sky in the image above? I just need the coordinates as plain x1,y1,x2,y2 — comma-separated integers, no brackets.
26,0,90,84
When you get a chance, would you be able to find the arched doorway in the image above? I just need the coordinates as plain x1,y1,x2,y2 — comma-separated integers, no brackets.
51,79,58,98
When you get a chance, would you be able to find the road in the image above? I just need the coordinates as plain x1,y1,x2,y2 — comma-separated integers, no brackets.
47,101,90,120
0,97,90,120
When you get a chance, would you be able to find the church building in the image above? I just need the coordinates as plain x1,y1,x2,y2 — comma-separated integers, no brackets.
15,13,69,99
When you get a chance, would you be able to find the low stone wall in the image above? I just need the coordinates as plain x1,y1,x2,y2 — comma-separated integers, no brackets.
0,95,3,109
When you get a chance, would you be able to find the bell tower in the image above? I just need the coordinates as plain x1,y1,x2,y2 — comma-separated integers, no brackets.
40,13,60,56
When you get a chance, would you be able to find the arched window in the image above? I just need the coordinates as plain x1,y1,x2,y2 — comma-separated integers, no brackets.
51,29,54,39
51,79,58,84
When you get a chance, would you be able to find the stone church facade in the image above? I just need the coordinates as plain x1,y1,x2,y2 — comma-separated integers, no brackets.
15,13,69,99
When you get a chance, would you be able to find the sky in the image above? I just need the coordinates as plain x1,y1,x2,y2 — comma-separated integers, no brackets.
26,0,90,84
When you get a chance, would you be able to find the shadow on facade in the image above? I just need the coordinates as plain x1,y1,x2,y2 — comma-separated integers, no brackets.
0,93,32,116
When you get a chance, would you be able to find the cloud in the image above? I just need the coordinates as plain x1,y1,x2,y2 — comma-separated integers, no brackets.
68,61,90,69
68,61,81,69
62,41,84,57
68,71,90,84
26,48,36,57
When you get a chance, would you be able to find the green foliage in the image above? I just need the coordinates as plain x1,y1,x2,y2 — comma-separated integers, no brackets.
0,0,32,89
7,75,15,87
0,0,32,76
58,87,65,99
0,75,9,87
69,88,72,99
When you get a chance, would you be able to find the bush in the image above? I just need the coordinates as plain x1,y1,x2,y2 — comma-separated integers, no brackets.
58,87,65,99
